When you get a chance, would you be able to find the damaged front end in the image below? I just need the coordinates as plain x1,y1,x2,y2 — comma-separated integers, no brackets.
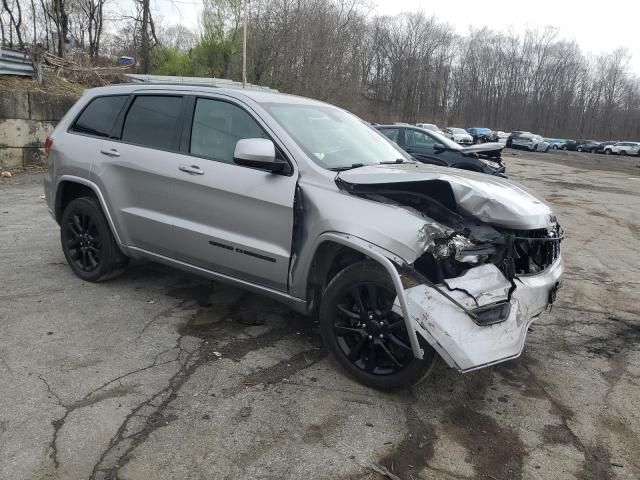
336,167,564,372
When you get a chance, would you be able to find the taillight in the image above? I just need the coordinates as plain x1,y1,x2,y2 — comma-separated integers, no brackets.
44,137,53,156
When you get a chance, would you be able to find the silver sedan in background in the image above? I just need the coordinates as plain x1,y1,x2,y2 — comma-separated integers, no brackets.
511,133,550,152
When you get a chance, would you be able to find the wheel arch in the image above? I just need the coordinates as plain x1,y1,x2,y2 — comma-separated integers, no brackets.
297,232,424,359
54,176,125,249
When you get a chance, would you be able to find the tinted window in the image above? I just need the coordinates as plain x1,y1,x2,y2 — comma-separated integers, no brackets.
121,96,183,150
72,95,127,138
378,128,399,142
406,129,436,148
190,98,266,163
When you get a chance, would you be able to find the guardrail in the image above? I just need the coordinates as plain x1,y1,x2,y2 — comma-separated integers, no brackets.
0,47,35,76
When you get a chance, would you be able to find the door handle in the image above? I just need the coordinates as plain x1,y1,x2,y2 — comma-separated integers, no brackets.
100,148,120,157
179,164,204,175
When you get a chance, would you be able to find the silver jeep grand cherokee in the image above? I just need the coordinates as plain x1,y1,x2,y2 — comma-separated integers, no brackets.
43,84,563,389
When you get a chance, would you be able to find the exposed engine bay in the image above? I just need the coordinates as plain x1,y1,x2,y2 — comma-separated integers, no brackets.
336,178,563,284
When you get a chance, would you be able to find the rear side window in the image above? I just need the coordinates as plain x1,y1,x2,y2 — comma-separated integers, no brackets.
406,129,436,147
190,98,266,163
378,128,399,143
72,95,127,138
121,96,183,150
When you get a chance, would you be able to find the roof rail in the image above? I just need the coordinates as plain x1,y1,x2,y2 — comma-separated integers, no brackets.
124,74,278,92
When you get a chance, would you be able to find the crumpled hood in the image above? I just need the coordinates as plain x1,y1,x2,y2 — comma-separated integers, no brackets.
337,163,554,230
459,142,504,154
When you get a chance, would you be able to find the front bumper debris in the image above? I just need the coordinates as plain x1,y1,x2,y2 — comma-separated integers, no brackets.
394,256,564,372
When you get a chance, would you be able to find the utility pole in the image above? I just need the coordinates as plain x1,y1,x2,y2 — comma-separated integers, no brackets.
141,0,150,74
242,0,247,88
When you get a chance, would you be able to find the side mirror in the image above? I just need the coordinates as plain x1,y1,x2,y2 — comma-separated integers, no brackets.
233,138,286,173
434,143,446,152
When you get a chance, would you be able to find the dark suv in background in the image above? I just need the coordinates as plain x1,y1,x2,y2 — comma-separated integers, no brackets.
375,124,506,176
563,139,601,152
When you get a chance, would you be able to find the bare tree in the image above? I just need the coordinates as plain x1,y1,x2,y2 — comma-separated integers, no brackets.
2,0,24,48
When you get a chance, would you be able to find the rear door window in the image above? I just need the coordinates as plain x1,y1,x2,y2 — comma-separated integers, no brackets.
71,95,127,138
121,95,184,150
406,129,436,148
190,98,267,164
378,128,400,143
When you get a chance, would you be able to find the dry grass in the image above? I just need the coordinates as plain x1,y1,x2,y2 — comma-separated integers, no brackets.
0,74,86,96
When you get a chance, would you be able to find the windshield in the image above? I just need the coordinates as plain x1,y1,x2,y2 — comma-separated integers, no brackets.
263,103,411,169
450,128,467,134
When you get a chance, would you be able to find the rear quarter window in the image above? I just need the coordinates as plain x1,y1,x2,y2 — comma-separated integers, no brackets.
71,95,127,138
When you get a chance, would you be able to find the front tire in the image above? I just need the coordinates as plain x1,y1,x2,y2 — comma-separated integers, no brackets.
60,197,129,282
605,149,612,155
577,146,583,152
620,150,627,156
319,261,437,389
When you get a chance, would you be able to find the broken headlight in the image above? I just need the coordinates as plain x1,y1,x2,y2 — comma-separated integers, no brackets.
479,158,504,170
443,235,494,264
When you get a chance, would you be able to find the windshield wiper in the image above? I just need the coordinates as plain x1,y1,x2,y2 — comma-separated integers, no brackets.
379,159,407,164
328,163,365,171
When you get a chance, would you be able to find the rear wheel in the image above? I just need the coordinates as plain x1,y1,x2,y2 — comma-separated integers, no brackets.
605,149,612,155
620,150,627,156
552,145,558,150
320,261,437,389
60,197,129,282
562,145,568,150
577,146,583,152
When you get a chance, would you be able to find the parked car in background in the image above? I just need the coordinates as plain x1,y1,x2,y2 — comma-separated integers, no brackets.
511,133,550,152
594,141,617,154
467,127,494,144
416,123,443,133
495,131,510,144
506,131,531,148
442,127,473,145
576,140,601,152
603,141,640,156
43,84,563,389
544,138,567,150
563,139,600,152
375,124,506,176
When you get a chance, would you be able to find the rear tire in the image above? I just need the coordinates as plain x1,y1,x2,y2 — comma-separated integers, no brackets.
552,145,558,150
319,261,437,389
60,197,129,282
620,150,627,156
577,146,583,152
605,149,612,155
562,145,568,150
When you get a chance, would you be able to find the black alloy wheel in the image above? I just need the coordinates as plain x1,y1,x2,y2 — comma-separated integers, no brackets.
60,197,129,282
332,282,413,376
65,212,102,272
320,261,437,389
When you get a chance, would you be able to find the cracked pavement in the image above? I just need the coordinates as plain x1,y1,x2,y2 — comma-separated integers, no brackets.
1,150,639,480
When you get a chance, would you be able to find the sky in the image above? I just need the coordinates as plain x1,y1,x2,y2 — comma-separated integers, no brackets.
146,0,640,75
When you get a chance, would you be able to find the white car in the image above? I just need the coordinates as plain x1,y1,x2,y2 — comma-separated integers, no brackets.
495,131,510,144
603,141,640,156
416,123,443,133
511,133,550,152
442,127,473,145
